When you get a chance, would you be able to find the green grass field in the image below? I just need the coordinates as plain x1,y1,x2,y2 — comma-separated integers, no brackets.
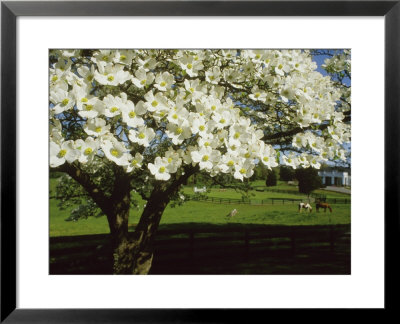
250,180,351,198
50,178,350,237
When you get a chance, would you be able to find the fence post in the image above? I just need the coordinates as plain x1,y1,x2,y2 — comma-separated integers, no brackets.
189,231,195,261
330,226,335,253
244,228,249,260
291,229,296,255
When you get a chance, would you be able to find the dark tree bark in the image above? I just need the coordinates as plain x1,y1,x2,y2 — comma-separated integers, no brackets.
127,166,198,274
55,163,197,274
109,186,169,275
108,169,134,274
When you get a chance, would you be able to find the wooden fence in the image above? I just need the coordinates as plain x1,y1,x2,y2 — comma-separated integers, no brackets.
252,186,327,200
186,194,350,205
154,224,350,259
50,224,351,274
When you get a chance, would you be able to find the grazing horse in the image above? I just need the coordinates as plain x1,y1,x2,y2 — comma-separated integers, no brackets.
226,209,238,218
316,202,332,213
298,202,312,213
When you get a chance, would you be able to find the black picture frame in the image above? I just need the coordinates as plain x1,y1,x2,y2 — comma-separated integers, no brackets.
1,0,399,322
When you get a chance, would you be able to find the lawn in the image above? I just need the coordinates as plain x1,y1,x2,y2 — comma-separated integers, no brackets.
159,201,350,226
251,180,350,198
183,185,309,200
50,178,350,237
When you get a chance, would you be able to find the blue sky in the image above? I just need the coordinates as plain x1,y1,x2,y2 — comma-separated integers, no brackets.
312,50,351,167
312,50,351,87
313,54,331,76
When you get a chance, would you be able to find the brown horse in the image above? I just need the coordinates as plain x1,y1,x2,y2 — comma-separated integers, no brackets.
316,202,332,213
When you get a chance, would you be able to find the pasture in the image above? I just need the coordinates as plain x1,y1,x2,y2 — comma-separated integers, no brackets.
50,178,351,274
50,179,350,237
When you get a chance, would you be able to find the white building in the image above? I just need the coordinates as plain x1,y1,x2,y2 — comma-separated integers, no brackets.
318,170,351,186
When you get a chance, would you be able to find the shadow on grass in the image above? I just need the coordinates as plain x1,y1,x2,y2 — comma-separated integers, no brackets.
50,223,350,275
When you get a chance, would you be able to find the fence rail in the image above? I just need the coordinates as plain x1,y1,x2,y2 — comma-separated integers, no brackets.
50,224,351,274
186,194,350,205
252,186,327,199
157,224,350,259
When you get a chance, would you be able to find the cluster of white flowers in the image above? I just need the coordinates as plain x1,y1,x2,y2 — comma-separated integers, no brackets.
322,49,351,75
49,49,350,181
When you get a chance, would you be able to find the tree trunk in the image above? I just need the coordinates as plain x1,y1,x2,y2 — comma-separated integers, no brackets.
111,168,197,274
131,190,169,274
110,186,169,274
57,163,173,274
107,176,135,274
61,163,198,275
111,231,136,274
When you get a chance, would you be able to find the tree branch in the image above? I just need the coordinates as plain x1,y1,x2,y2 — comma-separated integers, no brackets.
52,163,113,215
263,115,350,142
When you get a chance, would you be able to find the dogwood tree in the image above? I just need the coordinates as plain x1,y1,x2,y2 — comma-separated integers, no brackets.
50,49,350,274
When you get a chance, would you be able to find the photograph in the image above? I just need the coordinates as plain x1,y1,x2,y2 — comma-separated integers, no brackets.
49,49,351,275
2,0,397,319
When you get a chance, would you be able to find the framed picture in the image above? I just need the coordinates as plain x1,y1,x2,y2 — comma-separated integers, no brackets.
1,0,398,322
